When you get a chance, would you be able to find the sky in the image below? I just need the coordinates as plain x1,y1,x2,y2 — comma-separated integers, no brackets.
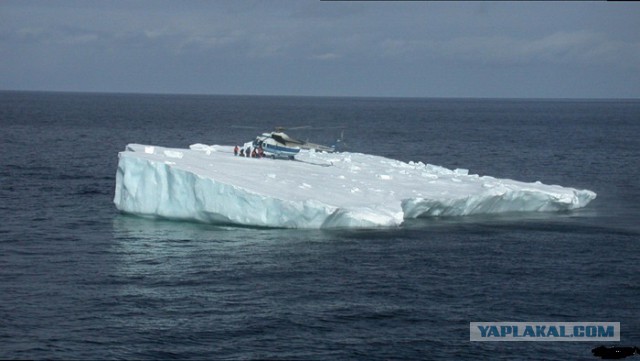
1,0,639,99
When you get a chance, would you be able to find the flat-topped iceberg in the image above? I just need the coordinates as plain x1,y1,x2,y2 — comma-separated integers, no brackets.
113,144,596,229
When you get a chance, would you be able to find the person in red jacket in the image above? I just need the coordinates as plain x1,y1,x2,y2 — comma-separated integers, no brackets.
233,145,239,156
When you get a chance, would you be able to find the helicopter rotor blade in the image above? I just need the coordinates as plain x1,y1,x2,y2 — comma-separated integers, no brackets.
275,125,312,131
278,125,347,131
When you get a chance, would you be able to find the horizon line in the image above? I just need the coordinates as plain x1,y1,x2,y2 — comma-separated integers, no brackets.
1,88,638,102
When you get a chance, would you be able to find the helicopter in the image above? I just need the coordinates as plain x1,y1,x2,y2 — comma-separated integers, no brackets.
248,126,344,160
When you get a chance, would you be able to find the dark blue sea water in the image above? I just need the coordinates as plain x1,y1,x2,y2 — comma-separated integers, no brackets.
1,91,639,360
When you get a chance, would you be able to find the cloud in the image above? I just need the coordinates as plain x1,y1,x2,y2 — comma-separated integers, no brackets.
378,31,640,68
310,52,341,61
13,25,101,47
1,1,638,97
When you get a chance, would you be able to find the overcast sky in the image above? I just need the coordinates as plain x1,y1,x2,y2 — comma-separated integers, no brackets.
1,1,639,98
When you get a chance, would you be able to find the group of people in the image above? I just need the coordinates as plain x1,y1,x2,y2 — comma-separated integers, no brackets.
234,145,265,158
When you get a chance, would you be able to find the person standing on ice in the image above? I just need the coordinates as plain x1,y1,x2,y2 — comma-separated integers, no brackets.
234,145,239,156
246,147,251,157
239,148,244,157
251,148,257,158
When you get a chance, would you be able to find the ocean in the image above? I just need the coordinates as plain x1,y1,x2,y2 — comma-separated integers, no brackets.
1,91,638,360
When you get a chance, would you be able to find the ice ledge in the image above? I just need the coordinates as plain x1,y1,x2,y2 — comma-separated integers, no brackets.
114,144,596,229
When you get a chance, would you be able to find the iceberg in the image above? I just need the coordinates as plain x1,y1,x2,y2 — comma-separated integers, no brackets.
114,143,596,229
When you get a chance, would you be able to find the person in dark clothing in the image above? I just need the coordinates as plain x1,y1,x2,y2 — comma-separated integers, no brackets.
239,148,244,157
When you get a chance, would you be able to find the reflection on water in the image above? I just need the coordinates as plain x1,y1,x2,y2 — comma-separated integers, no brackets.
111,213,340,245
113,214,237,242
111,205,616,246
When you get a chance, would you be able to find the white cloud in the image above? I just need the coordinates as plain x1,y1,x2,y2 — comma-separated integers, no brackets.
378,31,640,68
311,52,341,61
14,25,100,46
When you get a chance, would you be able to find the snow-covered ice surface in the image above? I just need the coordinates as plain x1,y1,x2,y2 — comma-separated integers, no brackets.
114,143,596,229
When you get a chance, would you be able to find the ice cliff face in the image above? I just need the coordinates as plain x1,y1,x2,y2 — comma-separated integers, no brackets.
114,144,596,229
